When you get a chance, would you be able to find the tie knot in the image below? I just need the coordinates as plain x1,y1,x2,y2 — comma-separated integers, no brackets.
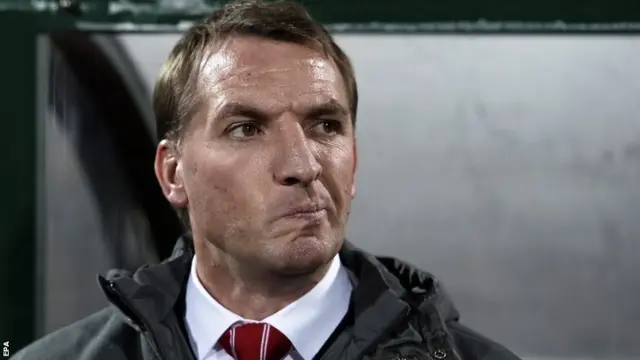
220,323,292,360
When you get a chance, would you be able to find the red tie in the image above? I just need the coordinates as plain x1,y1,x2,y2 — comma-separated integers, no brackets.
219,323,292,360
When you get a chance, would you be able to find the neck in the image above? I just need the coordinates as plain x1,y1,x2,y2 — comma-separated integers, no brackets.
194,240,332,320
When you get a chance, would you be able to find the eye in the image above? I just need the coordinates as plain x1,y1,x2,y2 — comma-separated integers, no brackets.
312,120,342,136
228,123,262,139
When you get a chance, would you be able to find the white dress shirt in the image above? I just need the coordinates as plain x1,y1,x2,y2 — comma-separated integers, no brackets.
184,254,353,360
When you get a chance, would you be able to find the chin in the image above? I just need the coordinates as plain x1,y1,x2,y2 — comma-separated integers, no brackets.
272,234,339,276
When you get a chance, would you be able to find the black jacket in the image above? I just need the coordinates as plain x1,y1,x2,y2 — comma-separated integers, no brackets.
13,236,521,360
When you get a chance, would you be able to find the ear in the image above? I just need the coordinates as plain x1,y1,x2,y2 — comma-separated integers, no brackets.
154,140,189,208
350,137,357,198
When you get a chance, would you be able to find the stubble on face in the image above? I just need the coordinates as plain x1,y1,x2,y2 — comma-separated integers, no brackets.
177,36,356,290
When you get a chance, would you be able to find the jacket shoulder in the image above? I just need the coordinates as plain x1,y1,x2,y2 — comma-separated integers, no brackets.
12,307,140,360
447,322,521,360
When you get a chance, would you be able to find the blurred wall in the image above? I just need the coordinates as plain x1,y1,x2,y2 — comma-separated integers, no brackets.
39,40,159,335
118,34,640,359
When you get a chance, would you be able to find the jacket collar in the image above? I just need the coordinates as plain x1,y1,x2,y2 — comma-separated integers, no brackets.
99,234,460,360
338,241,461,359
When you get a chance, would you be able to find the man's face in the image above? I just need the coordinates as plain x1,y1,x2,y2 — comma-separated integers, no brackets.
157,36,357,275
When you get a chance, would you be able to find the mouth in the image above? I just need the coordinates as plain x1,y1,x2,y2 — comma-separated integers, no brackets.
281,204,327,221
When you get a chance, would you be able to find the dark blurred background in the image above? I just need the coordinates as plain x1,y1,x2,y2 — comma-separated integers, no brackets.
0,0,639,358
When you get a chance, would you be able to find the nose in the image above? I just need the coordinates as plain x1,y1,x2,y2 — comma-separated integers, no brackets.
272,122,321,187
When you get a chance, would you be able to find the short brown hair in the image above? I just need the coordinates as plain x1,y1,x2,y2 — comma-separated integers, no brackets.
152,0,359,144
153,0,358,229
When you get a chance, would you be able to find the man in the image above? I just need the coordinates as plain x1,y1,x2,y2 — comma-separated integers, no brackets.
14,1,521,360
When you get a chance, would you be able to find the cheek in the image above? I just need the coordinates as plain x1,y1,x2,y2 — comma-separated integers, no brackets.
323,146,356,198
186,164,233,217
185,153,269,216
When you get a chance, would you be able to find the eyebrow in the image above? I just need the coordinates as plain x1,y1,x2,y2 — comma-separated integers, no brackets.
213,102,268,123
306,99,349,119
213,99,349,123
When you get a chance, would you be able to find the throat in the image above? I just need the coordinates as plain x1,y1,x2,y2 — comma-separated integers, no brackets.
198,262,327,320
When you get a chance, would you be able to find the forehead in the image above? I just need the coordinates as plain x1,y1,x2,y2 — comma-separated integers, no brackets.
197,36,348,110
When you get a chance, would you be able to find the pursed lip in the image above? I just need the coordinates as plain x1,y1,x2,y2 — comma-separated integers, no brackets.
281,203,327,219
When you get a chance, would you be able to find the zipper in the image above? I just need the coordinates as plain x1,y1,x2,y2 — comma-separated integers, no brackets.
106,280,168,360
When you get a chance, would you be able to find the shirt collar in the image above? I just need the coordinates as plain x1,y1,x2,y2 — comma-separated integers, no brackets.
263,254,352,360
185,254,352,360
184,257,244,360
